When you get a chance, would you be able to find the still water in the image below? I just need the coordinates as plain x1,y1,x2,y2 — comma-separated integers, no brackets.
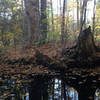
0,76,100,100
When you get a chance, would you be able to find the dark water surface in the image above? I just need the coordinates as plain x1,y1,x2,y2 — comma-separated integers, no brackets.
0,76,100,100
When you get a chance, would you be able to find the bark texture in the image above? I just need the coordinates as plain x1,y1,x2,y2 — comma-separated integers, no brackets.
41,0,47,41
62,26,97,60
24,0,40,45
61,0,66,43
80,0,87,32
77,26,96,56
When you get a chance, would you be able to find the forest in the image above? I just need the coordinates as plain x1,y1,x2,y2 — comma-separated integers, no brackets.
0,0,100,100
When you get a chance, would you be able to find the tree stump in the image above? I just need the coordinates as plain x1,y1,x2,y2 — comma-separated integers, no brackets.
62,26,97,59
77,26,96,57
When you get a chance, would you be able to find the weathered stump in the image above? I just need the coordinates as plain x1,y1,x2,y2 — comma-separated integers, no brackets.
61,26,100,68
62,26,97,59
77,26,96,57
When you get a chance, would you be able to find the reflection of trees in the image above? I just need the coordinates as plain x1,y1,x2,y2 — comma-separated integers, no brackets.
48,78,78,100
1,77,100,100
0,77,78,100
28,77,78,100
29,76,49,100
95,89,100,100
0,80,29,100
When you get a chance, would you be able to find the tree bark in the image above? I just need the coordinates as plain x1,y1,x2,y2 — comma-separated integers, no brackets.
59,0,62,34
77,26,96,57
77,0,79,30
41,0,47,41
56,0,59,31
61,0,67,43
73,0,75,33
24,0,40,45
93,0,96,34
24,0,31,45
80,0,88,32
50,0,54,32
62,26,97,60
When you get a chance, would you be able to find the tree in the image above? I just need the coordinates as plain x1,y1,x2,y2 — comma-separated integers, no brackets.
0,0,24,47
77,26,96,56
59,0,62,15
56,0,59,31
77,0,79,30
73,0,75,33
50,0,54,32
59,0,62,35
24,0,31,45
24,0,40,45
63,0,97,58
93,0,96,34
0,0,12,45
80,0,88,32
61,0,67,43
41,0,47,42
77,0,97,56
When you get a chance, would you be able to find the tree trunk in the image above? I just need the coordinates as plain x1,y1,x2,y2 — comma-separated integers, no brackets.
80,0,88,32
24,0,31,45
56,0,59,32
93,0,96,34
77,26,96,57
41,0,47,41
61,0,67,43
73,0,75,33
59,0,62,34
50,0,54,32
59,0,62,16
77,0,79,30
24,0,40,45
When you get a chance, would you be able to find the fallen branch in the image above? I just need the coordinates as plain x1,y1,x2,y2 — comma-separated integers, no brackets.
35,49,67,71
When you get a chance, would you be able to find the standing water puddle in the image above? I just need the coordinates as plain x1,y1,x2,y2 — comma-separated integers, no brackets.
0,76,99,100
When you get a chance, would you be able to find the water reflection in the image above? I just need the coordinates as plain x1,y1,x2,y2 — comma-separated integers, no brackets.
0,79,29,100
29,77,78,100
95,89,100,100
0,77,78,100
2,77,100,100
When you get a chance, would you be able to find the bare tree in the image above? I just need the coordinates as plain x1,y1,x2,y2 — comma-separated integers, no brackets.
41,0,47,42
80,0,88,32
77,0,79,30
24,0,31,45
56,0,59,31
93,0,96,34
73,0,75,33
59,0,62,34
61,0,67,43
50,0,54,32
59,0,62,15
24,0,40,45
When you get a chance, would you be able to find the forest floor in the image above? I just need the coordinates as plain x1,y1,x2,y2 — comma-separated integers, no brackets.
0,43,61,74
0,42,64,76
0,42,100,89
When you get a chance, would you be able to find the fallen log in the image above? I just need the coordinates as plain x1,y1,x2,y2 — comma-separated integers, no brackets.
35,49,67,72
